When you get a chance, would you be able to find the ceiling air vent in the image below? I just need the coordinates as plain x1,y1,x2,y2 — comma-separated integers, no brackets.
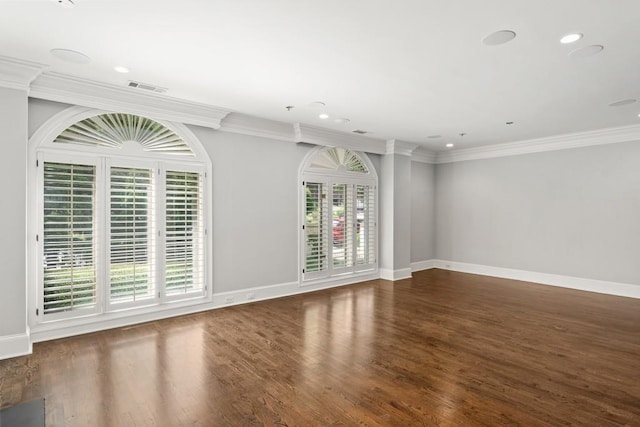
352,129,368,135
127,80,168,94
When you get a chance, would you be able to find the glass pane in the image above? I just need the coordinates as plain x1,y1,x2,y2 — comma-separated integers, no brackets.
305,182,327,272
332,183,353,269
356,185,374,265
110,167,154,302
43,162,96,314
165,171,204,295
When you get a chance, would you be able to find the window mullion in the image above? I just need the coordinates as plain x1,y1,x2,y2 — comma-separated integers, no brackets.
156,164,166,302
97,157,109,313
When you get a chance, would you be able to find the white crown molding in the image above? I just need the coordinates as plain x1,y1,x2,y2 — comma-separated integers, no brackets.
386,139,419,156
0,55,47,91
436,124,640,164
29,72,232,129
220,112,296,142
294,123,387,154
411,148,438,164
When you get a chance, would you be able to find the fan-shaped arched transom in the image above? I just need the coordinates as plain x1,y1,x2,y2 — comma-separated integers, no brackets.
54,113,194,156
308,147,368,173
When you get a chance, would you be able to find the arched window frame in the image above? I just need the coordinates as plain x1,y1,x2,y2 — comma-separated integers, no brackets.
27,106,213,330
299,146,378,284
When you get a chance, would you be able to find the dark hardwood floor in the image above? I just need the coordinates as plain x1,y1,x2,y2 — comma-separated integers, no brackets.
1,269,639,426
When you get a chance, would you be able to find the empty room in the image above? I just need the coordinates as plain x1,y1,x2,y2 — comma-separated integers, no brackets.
1,0,639,425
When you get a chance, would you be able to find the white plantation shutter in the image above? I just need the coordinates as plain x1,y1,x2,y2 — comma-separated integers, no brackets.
35,112,210,324
165,170,205,296
304,182,328,276
302,147,377,282
332,183,354,270
109,166,155,304
355,184,376,269
42,162,97,315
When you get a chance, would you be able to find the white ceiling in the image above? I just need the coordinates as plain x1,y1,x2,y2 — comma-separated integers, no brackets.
2,0,640,152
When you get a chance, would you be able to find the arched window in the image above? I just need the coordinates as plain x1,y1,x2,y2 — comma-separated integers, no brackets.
29,108,211,324
301,147,377,282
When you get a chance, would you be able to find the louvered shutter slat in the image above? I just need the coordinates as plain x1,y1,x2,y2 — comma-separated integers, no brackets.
109,167,154,303
42,162,97,314
164,170,204,295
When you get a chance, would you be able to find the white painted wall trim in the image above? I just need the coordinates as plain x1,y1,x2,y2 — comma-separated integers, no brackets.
294,123,387,154
0,330,32,360
436,124,640,164
411,149,438,164
386,139,418,156
29,274,381,345
0,55,47,90
380,267,412,281
432,260,640,299
29,72,232,129
220,112,296,142
410,260,438,272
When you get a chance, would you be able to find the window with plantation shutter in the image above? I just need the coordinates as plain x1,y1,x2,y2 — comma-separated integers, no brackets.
304,182,328,277
301,147,377,282
109,166,154,305
165,170,204,296
43,162,97,315
33,111,210,325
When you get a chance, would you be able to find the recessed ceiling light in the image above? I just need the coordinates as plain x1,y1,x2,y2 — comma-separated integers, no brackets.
50,48,91,64
609,99,637,107
482,30,516,46
319,113,329,119
446,143,454,148
334,118,350,124
568,45,604,59
114,66,130,73
560,33,583,44
309,101,326,109
427,135,441,139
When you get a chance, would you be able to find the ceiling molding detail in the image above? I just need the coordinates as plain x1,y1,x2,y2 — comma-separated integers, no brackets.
29,72,232,129
294,123,387,155
411,148,438,164
436,124,640,164
386,139,419,156
0,55,47,91
220,113,296,142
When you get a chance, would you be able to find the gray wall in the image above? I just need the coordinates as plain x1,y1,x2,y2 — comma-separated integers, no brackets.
411,161,436,263
436,142,640,285
26,99,384,296
188,126,307,292
0,88,28,337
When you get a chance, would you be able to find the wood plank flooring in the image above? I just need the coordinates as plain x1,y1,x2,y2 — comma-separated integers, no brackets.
1,269,639,426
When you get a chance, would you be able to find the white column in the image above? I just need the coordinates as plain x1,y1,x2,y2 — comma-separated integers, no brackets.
0,56,46,359
379,139,417,281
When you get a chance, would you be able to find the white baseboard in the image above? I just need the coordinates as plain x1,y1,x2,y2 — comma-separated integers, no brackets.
29,273,382,344
379,267,412,281
410,260,437,272
432,259,640,299
0,330,32,360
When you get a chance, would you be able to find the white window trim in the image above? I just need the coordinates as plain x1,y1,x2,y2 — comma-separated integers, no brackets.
298,147,378,286
27,106,213,334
